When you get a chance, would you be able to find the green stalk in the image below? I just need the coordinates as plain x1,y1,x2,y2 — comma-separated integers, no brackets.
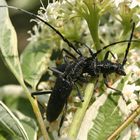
84,2,101,51
21,83,50,140
86,10,100,51
10,67,50,140
68,83,94,139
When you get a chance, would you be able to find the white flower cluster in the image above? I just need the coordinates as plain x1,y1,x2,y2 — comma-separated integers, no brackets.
114,0,140,7
26,1,140,138
121,48,140,113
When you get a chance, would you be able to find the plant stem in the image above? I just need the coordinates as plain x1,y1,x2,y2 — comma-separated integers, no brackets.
87,11,100,51
9,64,50,140
107,105,140,140
13,69,50,140
84,2,101,51
68,83,94,139
1,45,50,139
20,82,50,140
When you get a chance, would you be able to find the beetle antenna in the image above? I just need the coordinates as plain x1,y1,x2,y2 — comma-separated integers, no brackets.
93,39,139,58
122,22,135,66
0,5,82,56
0,6,138,59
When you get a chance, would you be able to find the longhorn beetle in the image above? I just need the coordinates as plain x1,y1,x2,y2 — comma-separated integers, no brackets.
32,22,135,135
0,5,138,135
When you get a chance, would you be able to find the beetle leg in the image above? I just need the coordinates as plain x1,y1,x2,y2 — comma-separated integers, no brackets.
74,83,84,102
31,90,52,116
93,76,99,93
103,74,126,101
104,50,116,60
78,76,88,83
103,74,120,92
49,67,63,75
61,48,77,60
31,90,52,98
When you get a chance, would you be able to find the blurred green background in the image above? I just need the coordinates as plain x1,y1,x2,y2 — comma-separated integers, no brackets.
0,0,47,86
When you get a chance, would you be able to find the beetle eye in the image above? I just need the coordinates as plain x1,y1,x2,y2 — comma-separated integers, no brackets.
119,70,126,76
117,65,126,75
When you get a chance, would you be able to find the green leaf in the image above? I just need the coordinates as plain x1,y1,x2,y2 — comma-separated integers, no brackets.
0,86,38,140
0,0,24,83
9,0,40,11
20,40,51,89
3,95,35,119
0,101,29,140
20,118,38,140
88,94,123,140
0,134,6,140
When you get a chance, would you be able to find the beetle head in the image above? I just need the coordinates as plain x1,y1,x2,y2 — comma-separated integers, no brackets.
116,64,126,76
